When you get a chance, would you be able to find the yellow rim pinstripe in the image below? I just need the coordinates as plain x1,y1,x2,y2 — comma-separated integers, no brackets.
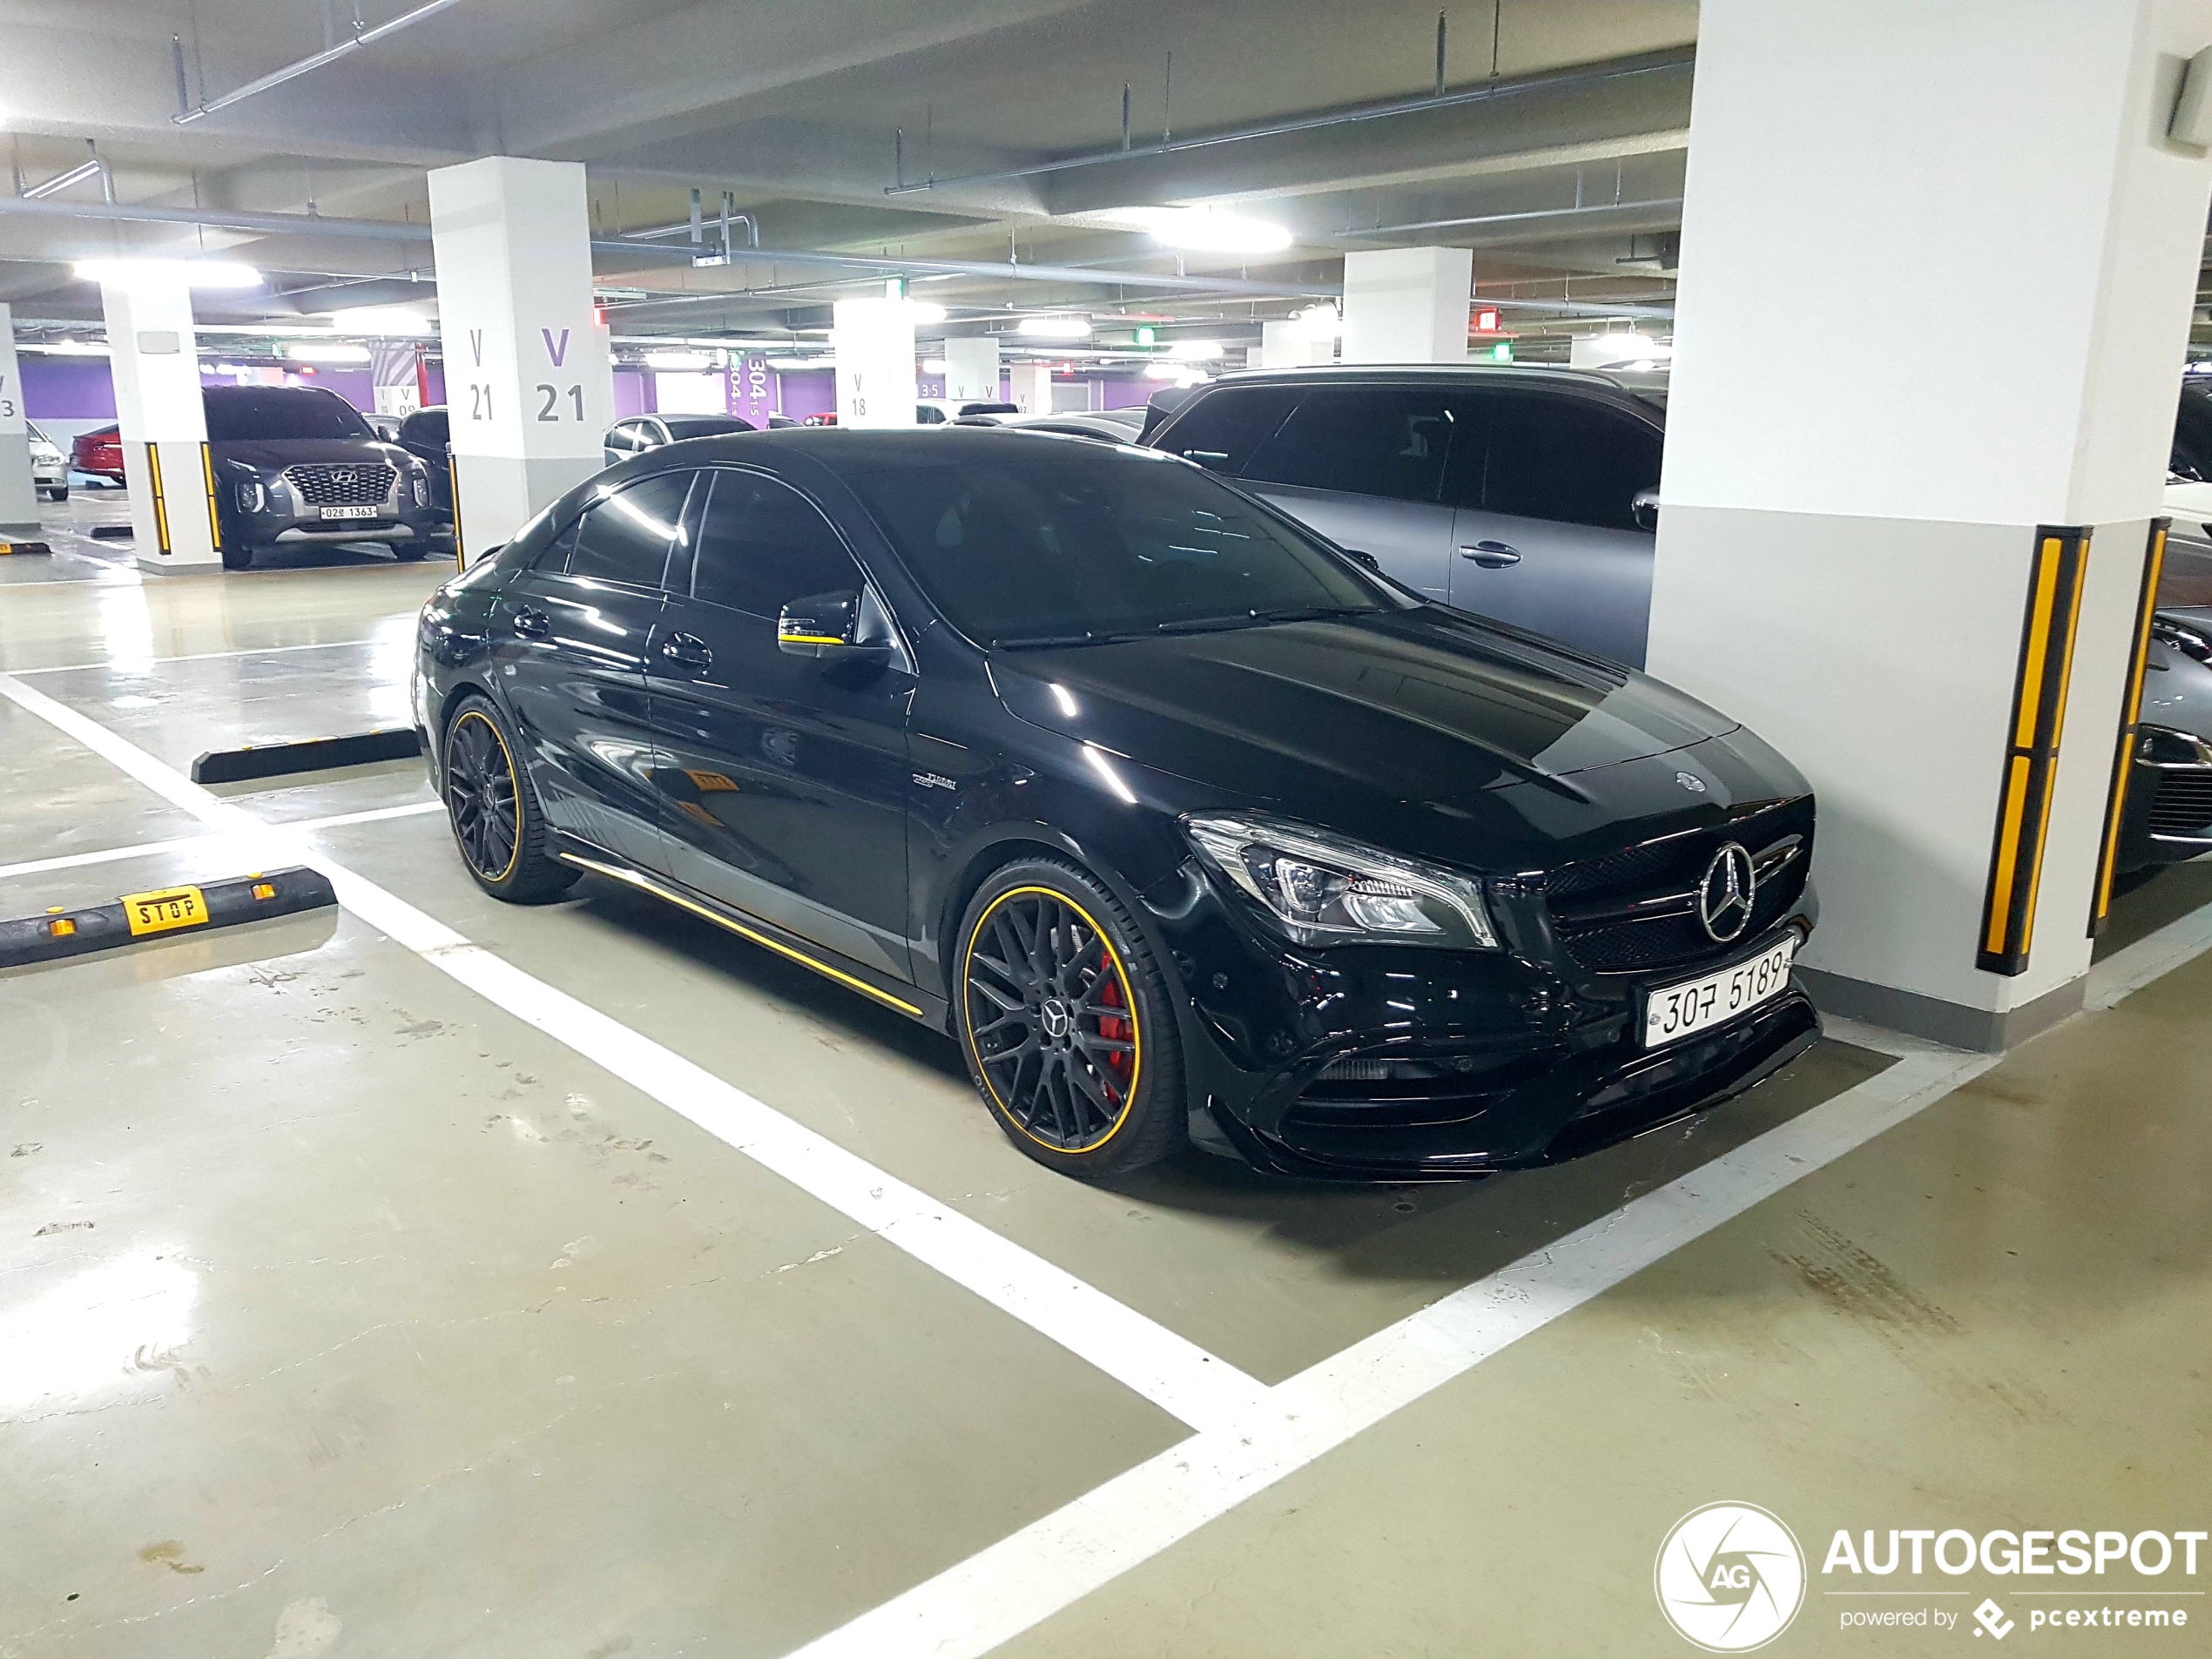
448,709,523,883
961,883,1143,1155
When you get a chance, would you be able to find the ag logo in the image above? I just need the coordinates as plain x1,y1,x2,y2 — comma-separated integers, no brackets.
1655,1502,1806,1651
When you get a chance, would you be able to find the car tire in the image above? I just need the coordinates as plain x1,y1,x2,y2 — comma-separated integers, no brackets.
395,543,432,562
220,542,253,570
954,857,1186,1178
441,694,579,904
44,487,68,502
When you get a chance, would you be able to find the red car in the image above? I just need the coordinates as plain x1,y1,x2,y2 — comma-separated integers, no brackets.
71,424,125,482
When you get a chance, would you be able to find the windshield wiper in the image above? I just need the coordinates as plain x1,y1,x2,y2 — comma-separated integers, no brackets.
990,631,1137,650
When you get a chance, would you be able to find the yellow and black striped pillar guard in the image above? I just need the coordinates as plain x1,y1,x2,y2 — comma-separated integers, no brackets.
2087,518,2168,936
199,441,222,555
144,442,172,556
1977,526,2091,976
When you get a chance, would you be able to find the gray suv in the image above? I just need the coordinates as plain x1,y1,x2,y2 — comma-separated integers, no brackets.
1144,366,1665,665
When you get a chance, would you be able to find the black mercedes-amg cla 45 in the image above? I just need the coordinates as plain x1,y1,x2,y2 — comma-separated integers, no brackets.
413,428,1820,1181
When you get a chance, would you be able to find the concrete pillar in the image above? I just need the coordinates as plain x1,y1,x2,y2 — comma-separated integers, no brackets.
0,305,38,537
1007,364,1054,414
1647,0,2212,1049
944,337,1001,402
1340,247,1473,364
428,157,614,566
1259,320,1334,369
99,276,222,574
832,295,917,428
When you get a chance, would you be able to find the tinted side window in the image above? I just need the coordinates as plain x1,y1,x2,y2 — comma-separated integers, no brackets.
1154,386,1298,473
691,470,858,617
2174,391,2212,481
1483,395,1662,531
564,473,692,586
1243,388,1459,503
400,409,448,448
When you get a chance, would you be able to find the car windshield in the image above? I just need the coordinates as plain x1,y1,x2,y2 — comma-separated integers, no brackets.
662,415,754,439
850,450,1386,648
204,388,373,442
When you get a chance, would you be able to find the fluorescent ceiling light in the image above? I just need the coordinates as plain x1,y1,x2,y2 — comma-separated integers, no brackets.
1143,207,1291,255
285,341,370,365
921,357,948,375
1168,340,1224,361
1292,302,1342,339
76,258,261,291
645,349,711,371
28,339,109,356
905,300,948,325
1017,315,1092,341
765,357,826,373
328,306,432,336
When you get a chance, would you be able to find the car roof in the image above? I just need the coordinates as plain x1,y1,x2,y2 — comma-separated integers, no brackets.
1187,361,1655,395
636,424,1170,478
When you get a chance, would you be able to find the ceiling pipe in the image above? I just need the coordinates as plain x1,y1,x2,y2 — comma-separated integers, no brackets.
174,0,462,125
0,194,1342,300
1343,197,1684,241
22,142,113,204
882,47,1694,196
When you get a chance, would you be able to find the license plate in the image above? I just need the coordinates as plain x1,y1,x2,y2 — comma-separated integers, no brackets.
1642,935,1796,1049
320,504,379,520
120,885,209,937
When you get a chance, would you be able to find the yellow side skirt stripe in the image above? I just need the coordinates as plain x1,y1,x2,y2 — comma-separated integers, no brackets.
556,851,924,1017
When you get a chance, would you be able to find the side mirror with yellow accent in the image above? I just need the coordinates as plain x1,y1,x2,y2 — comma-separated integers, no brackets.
778,590,893,669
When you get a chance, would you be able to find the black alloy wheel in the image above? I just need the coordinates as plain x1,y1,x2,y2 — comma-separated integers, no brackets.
956,860,1184,1176
442,696,577,902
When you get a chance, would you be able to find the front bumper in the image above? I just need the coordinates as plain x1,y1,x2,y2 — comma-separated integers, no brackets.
234,503,442,546
2114,725,2212,871
1148,863,1821,1181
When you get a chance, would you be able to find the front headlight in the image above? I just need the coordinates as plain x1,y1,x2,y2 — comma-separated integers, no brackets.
1184,813,1498,949
235,476,266,513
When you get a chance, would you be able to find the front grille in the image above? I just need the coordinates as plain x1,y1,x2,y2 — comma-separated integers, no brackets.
285,462,395,507
2147,769,2212,839
1543,799,1813,976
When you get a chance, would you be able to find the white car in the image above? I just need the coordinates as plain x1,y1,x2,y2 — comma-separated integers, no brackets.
27,419,67,502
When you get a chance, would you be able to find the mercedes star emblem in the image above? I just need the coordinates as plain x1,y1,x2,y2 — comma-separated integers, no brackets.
1697,842,1757,944
1676,771,1707,793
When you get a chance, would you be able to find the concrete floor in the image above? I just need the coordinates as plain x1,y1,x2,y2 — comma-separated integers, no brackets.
2,494,2207,1657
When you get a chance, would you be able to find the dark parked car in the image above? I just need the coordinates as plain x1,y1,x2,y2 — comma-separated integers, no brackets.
2116,607,2212,872
1146,365,1666,666
71,424,125,483
603,413,756,468
206,385,442,570
412,430,1819,1181
395,406,455,522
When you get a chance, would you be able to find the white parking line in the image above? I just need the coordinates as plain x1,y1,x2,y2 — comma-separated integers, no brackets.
0,800,442,883
783,1045,1998,1659
0,671,1267,1436
11,636,399,677
2085,901,2212,1008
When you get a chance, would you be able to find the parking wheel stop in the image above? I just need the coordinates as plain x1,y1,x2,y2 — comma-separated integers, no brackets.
0,867,339,969
191,728,425,784
0,540,53,556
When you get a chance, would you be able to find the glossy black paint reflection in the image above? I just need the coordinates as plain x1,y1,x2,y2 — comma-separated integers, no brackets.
415,430,1820,1178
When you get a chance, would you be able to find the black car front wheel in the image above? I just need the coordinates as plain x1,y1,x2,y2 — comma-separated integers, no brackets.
954,859,1185,1177
442,695,577,902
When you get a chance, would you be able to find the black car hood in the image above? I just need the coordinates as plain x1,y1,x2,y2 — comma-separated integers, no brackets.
209,438,412,470
990,607,1768,865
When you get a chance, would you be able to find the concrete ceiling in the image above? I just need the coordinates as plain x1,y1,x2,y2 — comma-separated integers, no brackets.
0,0,1698,354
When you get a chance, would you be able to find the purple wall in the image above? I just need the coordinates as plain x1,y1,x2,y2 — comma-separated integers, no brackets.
19,359,115,420
614,370,650,418
777,369,836,421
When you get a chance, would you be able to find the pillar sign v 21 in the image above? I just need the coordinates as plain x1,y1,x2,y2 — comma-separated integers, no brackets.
459,326,587,424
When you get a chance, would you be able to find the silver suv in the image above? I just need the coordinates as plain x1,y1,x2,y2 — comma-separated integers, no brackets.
1144,366,1665,665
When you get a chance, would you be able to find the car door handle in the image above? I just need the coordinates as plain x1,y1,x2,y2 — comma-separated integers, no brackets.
510,605,550,637
1460,541,1522,568
662,632,712,671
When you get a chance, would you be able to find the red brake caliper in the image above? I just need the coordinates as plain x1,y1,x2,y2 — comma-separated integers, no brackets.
1095,974,1133,1103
